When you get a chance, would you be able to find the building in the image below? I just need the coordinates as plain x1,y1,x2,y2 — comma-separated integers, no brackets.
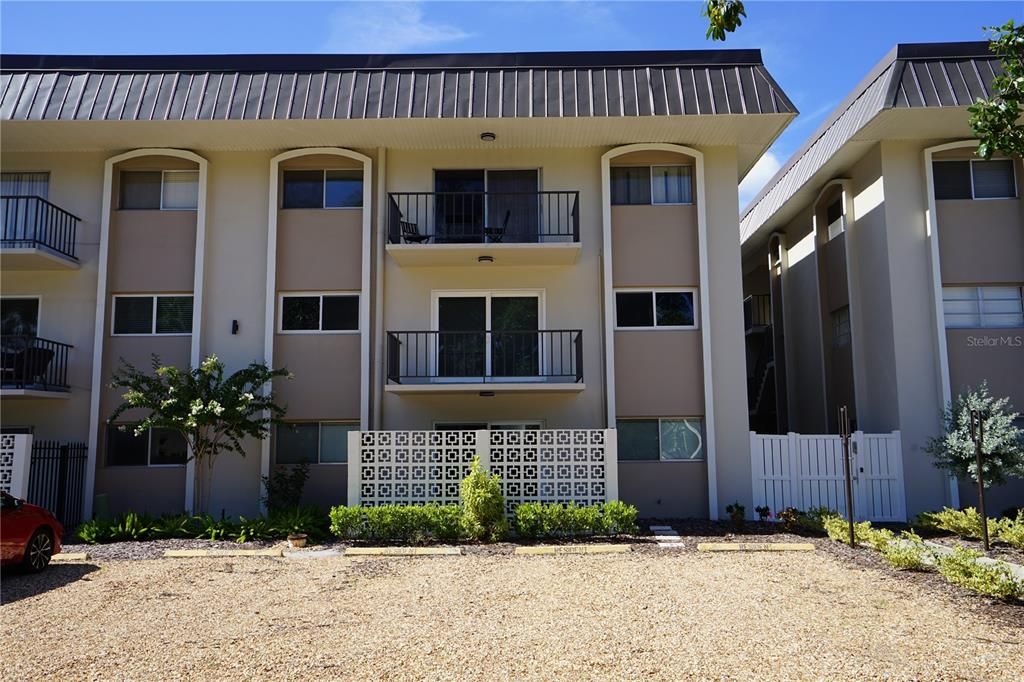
1,49,796,520
741,41,1023,516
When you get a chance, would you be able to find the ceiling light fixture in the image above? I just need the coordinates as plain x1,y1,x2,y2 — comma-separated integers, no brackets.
478,255,494,263
480,132,496,142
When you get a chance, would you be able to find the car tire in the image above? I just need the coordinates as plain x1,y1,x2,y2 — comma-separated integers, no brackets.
22,528,53,573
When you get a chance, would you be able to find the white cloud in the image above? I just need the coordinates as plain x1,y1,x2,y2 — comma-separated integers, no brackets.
321,2,471,53
739,151,782,211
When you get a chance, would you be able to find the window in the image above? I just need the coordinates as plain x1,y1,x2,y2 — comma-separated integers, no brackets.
1,298,40,336
119,170,198,210
276,422,357,464
826,198,845,241
611,165,693,205
282,170,363,209
279,293,359,333
617,418,704,461
832,306,851,347
615,290,697,329
434,422,542,430
933,159,1017,200
106,425,187,466
0,172,49,198
943,286,1024,328
112,295,193,335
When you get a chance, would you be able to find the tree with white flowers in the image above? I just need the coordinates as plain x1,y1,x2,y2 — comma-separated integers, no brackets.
109,354,290,513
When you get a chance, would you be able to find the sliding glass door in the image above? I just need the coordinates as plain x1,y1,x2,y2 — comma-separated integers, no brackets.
433,169,539,243
436,294,540,380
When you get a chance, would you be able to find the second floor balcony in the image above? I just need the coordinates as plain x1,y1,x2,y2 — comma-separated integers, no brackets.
386,190,581,267
0,335,73,398
386,329,584,394
1,196,80,269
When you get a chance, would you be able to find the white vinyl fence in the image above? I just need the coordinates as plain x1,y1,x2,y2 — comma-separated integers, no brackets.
0,433,32,498
348,429,618,512
751,431,906,522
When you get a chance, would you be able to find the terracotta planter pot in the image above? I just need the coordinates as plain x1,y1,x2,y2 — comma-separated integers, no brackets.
287,533,308,548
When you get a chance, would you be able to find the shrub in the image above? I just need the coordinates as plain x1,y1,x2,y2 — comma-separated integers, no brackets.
725,502,745,530
823,515,876,546
997,512,1024,549
796,507,837,534
928,507,999,540
329,504,462,543
151,513,197,539
421,503,463,541
513,502,546,539
754,505,771,522
329,505,365,540
76,517,113,544
459,457,508,542
234,516,275,543
363,505,420,541
601,500,638,536
268,505,328,541
935,547,1024,600
880,531,931,571
261,462,311,513
776,507,802,532
193,513,236,541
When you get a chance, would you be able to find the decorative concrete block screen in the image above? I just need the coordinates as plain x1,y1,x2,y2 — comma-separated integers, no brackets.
750,431,906,522
0,433,33,498
347,429,618,511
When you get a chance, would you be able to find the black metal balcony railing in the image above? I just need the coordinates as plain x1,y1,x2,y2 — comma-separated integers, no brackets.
744,294,772,331
1,196,80,261
0,335,72,391
387,330,583,384
387,191,580,245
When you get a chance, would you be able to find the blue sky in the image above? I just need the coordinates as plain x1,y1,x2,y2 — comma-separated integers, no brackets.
2,1,1016,205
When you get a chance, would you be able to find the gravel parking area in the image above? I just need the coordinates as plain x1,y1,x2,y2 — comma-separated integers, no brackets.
2,549,1021,680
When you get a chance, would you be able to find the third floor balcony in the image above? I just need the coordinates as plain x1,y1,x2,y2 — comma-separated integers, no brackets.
1,196,80,269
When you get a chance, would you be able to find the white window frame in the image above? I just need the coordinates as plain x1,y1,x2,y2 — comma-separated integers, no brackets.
118,170,199,211
275,420,358,465
107,425,187,468
933,158,1018,201
616,417,706,462
430,289,548,381
825,197,846,242
110,294,193,337
281,168,364,210
942,285,1024,329
613,287,699,331
277,291,360,335
610,164,695,206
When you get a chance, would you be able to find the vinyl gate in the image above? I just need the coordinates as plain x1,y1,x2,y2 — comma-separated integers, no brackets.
750,431,906,522
27,440,88,529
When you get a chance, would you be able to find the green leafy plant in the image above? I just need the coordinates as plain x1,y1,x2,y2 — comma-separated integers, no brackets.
512,501,638,540
725,501,745,530
268,505,328,541
880,531,931,571
997,512,1024,549
329,504,462,543
328,505,365,540
459,457,508,542
76,517,114,544
193,513,236,541
109,354,290,513
234,516,275,543
150,513,197,539
797,507,837,534
420,503,463,541
776,507,802,532
702,0,746,41
513,502,546,540
109,512,155,541
261,462,310,513
823,515,876,546
969,20,1024,160
754,505,771,522
926,507,999,541
600,500,639,536
935,546,1024,601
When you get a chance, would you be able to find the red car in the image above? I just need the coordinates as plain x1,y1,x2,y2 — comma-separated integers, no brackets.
1,491,63,572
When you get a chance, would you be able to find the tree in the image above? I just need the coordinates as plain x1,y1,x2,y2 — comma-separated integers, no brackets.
703,0,746,42
110,355,290,513
968,20,1024,159
925,382,1024,488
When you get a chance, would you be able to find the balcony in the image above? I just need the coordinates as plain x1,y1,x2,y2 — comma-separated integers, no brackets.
1,196,81,269
1,335,72,398
744,294,772,333
386,191,581,266
385,329,584,393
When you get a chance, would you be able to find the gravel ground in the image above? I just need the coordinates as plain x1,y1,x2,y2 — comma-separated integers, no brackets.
60,538,278,561
2,548,1022,680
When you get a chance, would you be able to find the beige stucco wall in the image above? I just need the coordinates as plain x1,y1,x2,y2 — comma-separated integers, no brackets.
108,211,196,292
937,200,1024,285
618,461,707,518
0,151,104,444
276,209,362,291
614,331,703,416
274,334,361,420
611,205,699,286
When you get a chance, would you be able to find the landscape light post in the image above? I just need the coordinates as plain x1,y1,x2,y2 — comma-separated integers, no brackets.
839,406,855,548
969,409,990,552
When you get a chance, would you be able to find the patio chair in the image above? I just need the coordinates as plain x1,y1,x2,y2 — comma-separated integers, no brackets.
401,220,431,244
484,210,512,243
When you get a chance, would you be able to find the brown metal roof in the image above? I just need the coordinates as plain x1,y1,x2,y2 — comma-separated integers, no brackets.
741,41,1000,242
0,50,795,122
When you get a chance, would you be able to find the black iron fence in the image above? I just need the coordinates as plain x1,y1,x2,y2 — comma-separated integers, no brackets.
387,191,580,244
28,440,88,529
744,294,772,330
1,195,80,260
0,335,72,391
387,330,583,384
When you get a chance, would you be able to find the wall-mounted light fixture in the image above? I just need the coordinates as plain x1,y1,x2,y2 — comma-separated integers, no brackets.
478,255,494,263
231,320,240,335
480,132,496,142
479,391,495,397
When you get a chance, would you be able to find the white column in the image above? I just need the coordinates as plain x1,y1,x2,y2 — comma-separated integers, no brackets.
603,428,619,501
347,430,362,506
